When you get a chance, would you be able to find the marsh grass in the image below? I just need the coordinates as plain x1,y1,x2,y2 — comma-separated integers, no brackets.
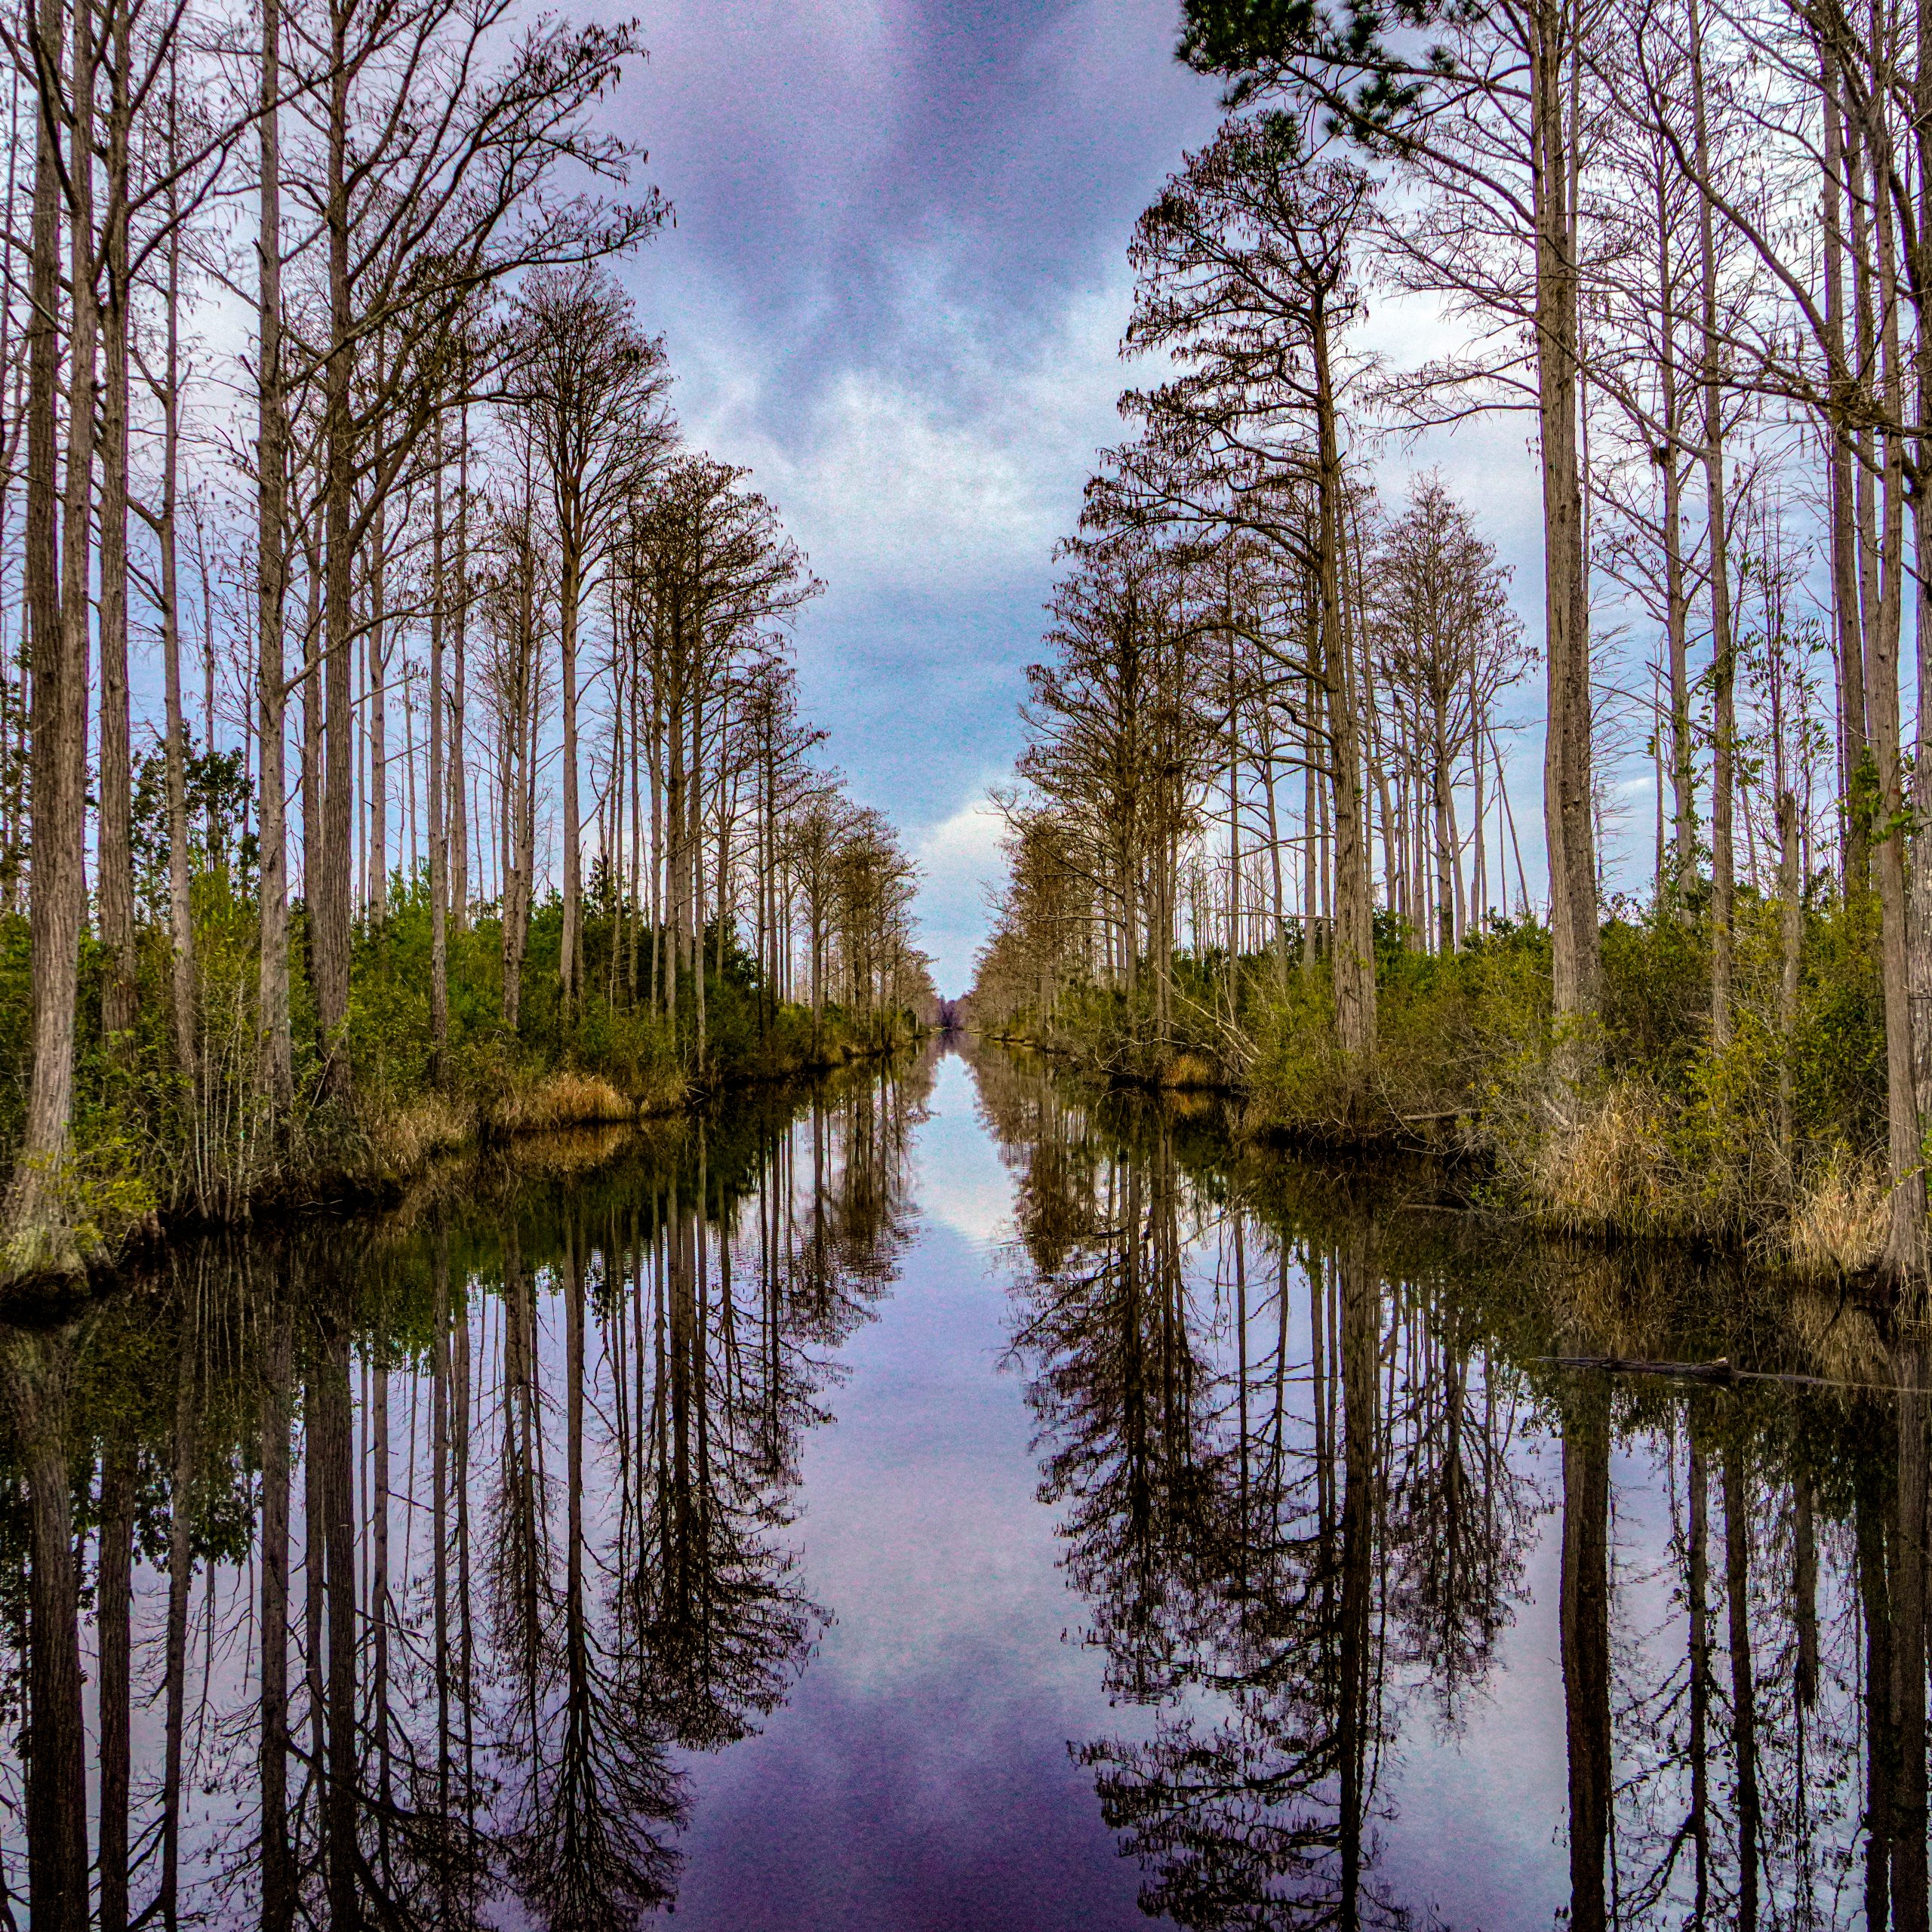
989,894,1893,1263
489,1069,636,1134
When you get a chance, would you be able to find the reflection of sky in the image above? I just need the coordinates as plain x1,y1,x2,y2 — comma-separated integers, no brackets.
912,1051,1018,1247
1374,1432,1568,1925
667,1053,1158,1927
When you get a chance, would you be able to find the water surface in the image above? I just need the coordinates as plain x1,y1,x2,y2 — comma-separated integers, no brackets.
0,1043,1920,1928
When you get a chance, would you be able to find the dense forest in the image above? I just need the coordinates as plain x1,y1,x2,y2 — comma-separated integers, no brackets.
0,0,936,1287
969,0,1932,1275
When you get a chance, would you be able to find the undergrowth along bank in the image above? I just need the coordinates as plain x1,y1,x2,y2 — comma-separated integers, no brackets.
970,894,1893,1278
0,878,930,1287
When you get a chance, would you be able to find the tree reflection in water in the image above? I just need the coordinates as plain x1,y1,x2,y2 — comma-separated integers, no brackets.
976,1043,1931,1932
0,1054,931,1930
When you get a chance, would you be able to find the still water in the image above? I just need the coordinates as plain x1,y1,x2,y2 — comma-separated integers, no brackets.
0,1041,1921,1928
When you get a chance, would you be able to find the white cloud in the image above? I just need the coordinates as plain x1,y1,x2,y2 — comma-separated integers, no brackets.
648,262,1138,598
918,792,1008,886
913,791,1012,993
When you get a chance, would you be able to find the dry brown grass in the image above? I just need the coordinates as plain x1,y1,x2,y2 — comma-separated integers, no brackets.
1159,1051,1221,1092
491,1069,635,1134
368,1091,474,1173
1787,1152,1890,1278
1531,1080,1679,1238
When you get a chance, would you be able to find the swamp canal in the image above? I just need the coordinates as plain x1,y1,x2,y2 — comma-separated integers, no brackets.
0,1043,1918,1929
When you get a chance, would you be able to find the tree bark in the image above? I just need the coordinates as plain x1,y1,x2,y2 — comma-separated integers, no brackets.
314,0,357,1097
1532,0,1600,1044
560,491,583,1012
1313,304,1377,1092
451,403,469,931
256,0,293,1109
429,419,448,1071
1689,0,1736,1049
1777,790,1801,1153
157,225,195,1084
98,2,137,1050
1820,42,1869,891
6,0,91,1274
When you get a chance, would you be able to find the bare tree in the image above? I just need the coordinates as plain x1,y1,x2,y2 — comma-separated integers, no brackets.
506,263,670,1016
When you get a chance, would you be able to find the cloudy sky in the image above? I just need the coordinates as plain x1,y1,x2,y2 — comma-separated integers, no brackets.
593,0,1553,994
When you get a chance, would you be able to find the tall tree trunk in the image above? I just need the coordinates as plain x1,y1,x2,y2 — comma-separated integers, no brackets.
560,508,583,1012
1690,0,1736,1048
368,486,389,925
98,6,137,1050
450,403,469,932
1777,789,1801,1155
1432,696,1454,954
1871,474,1921,1273
6,0,92,1274
1646,180,1692,904
1313,304,1376,1094
256,0,293,1109
1821,42,1869,891
315,0,357,1096
1533,0,1600,1044
429,420,448,1072
1909,0,1932,1254
158,229,195,1084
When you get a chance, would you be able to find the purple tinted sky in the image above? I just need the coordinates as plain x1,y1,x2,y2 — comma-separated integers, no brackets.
589,0,1228,993
591,1,1562,995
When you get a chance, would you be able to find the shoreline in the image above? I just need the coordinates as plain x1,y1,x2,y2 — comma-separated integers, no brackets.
963,1026,1900,1302
0,1028,934,1312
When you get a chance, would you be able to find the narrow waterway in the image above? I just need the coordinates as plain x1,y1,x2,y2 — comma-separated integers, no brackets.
0,1041,1916,1928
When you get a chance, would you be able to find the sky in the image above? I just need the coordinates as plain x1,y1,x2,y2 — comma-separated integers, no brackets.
592,0,1555,996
